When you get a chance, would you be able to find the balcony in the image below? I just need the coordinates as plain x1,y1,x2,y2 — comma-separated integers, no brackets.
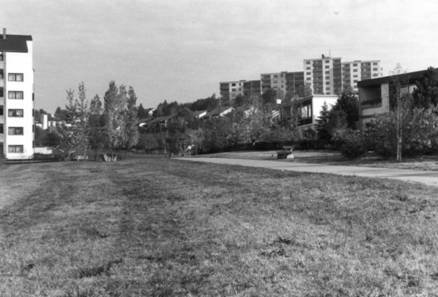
361,97,382,108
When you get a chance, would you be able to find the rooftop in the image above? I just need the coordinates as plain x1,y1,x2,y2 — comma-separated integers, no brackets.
357,68,437,87
0,34,32,53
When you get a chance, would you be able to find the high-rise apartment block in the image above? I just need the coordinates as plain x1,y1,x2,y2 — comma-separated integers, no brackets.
0,29,34,159
342,60,383,92
303,55,342,95
219,80,245,101
261,71,304,97
243,80,261,99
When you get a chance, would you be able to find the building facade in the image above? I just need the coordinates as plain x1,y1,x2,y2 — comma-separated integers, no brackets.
295,94,338,131
261,71,304,98
219,80,245,102
0,29,34,159
304,55,342,96
243,80,261,99
357,70,430,128
342,60,382,92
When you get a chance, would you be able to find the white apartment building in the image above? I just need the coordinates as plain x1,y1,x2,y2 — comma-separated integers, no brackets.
0,29,34,159
303,55,342,96
342,60,383,92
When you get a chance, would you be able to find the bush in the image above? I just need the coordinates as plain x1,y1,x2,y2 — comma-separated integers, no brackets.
339,129,367,159
366,107,438,157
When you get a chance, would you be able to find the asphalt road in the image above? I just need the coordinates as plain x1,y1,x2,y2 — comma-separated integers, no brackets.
179,157,438,188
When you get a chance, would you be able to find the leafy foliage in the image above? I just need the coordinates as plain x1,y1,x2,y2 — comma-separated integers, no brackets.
366,104,438,157
338,129,366,159
412,67,438,108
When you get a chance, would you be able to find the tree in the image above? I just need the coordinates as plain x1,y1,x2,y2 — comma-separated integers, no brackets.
125,86,139,149
390,63,406,75
58,83,89,159
103,81,124,152
137,103,149,119
331,90,359,129
316,102,331,144
90,94,102,115
232,94,249,107
412,67,438,108
88,94,105,159
54,106,68,121
262,88,277,105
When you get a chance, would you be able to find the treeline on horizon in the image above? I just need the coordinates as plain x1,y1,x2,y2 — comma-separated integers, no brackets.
34,67,438,160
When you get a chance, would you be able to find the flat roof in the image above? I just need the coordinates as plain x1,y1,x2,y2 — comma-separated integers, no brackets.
0,34,32,53
357,69,437,87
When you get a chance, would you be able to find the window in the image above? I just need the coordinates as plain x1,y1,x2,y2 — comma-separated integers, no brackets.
0,105,3,115
8,145,23,153
8,127,23,135
0,69,3,79
373,62,378,66
0,87,3,97
8,73,24,82
306,67,311,70
0,53,3,61
325,71,330,74
353,69,358,72
8,91,23,99
306,61,311,64
0,124,3,134
325,65,330,69
8,109,23,117
373,68,378,71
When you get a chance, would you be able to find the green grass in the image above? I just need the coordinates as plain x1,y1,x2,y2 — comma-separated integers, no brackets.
1,156,438,296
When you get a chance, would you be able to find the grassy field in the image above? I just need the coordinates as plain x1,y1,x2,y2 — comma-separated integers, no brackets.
0,156,438,297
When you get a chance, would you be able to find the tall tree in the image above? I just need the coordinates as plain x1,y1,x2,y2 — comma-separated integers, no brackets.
88,94,105,159
103,81,124,151
316,102,331,143
137,103,148,119
58,83,89,159
331,90,359,129
126,86,139,148
90,94,103,115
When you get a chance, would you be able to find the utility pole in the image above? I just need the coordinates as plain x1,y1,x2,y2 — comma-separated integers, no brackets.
396,81,402,162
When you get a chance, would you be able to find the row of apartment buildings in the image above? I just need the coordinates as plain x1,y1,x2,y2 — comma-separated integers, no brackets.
220,54,383,101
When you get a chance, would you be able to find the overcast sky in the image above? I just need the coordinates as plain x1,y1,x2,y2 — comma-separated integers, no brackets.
2,0,438,112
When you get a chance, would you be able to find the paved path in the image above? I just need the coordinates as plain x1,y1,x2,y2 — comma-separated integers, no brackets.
178,157,438,187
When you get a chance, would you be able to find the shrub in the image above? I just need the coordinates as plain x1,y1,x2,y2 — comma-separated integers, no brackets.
339,129,366,159
366,107,438,157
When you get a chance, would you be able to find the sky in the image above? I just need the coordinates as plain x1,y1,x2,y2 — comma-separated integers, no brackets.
2,0,438,112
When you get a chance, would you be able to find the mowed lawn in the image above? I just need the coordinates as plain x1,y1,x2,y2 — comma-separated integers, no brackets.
1,156,438,297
